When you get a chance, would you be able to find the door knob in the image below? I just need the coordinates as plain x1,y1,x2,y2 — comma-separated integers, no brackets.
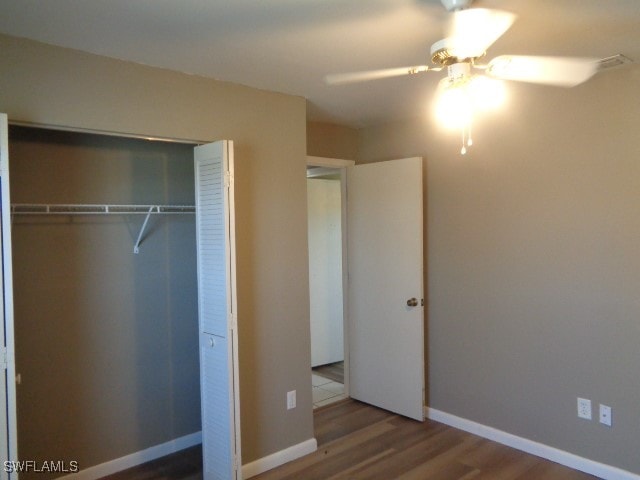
406,298,418,307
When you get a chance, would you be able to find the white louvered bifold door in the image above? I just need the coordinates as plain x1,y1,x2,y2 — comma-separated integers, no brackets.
195,141,241,480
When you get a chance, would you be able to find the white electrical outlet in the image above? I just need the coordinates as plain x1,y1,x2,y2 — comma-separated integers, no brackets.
287,390,296,410
577,397,592,420
599,404,612,426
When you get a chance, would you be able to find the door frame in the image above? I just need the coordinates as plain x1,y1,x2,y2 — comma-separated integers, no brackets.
1,113,18,479
306,156,354,397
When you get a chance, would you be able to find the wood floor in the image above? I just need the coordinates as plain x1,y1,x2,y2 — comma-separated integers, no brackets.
312,361,344,384
102,399,600,480
255,400,598,480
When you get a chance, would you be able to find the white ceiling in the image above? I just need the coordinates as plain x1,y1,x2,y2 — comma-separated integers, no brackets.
0,0,638,128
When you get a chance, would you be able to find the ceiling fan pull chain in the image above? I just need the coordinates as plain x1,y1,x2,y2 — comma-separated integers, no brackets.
461,120,474,155
461,127,467,155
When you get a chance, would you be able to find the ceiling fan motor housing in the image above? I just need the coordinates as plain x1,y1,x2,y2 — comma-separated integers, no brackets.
431,38,483,66
440,0,474,11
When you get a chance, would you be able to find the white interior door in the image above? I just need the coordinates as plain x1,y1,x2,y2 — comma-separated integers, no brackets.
347,157,424,421
195,140,241,480
0,113,17,479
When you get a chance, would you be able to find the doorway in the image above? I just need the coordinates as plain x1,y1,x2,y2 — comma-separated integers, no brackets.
306,156,354,409
307,155,425,422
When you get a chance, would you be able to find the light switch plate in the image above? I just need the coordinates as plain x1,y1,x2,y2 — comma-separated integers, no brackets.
287,390,296,410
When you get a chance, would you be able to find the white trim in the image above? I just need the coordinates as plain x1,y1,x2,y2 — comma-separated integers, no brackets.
241,438,317,479
306,156,355,168
58,432,202,480
339,166,350,398
226,140,243,480
1,112,18,479
425,407,640,480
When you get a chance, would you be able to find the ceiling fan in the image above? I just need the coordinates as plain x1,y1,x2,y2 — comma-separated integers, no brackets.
325,0,600,154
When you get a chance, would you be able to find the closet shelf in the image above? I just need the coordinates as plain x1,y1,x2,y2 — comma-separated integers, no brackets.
11,203,196,254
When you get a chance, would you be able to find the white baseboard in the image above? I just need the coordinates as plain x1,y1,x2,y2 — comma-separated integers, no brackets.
58,432,316,480
58,431,202,480
424,407,639,480
242,437,318,479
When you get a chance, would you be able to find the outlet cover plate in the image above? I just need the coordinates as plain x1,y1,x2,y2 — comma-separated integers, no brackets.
577,397,592,420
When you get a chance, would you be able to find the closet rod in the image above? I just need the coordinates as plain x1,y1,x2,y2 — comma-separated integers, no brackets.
11,204,195,215
11,204,196,255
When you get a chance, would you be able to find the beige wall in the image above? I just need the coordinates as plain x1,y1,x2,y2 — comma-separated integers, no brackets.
358,64,640,475
0,34,313,467
307,121,358,160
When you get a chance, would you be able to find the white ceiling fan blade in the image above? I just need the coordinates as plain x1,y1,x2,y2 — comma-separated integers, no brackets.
446,8,516,59
486,55,599,87
324,65,434,85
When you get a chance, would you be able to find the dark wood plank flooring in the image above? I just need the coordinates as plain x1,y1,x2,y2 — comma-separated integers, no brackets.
255,400,599,480
100,399,600,480
312,361,344,384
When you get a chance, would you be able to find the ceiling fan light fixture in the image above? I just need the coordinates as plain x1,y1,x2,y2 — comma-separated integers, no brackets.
435,77,473,131
434,75,505,129
433,65,507,154
469,76,506,111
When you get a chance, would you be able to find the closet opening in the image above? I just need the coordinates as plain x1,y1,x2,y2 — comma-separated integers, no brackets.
8,124,204,476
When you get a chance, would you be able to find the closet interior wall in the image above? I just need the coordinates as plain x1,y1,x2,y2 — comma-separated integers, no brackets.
9,126,200,479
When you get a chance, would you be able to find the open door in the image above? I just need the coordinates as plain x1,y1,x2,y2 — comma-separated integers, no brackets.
194,140,241,480
347,157,424,421
0,113,18,478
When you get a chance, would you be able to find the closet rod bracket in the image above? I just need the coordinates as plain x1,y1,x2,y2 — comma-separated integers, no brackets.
133,206,155,254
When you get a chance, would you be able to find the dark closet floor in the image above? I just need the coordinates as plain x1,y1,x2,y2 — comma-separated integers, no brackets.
100,445,202,480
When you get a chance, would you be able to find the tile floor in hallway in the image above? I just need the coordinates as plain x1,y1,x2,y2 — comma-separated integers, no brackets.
312,373,346,409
